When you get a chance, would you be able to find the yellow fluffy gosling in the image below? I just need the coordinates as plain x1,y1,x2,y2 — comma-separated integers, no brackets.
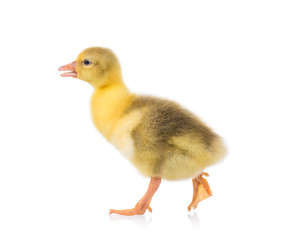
58,47,226,216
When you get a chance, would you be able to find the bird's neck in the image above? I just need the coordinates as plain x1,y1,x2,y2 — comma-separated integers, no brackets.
90,82,135,139
90,65,124,88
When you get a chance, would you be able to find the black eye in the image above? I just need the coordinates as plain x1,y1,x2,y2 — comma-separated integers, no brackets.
83,59,90,65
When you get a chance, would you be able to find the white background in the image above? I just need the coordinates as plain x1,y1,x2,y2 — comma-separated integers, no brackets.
0,0,281,239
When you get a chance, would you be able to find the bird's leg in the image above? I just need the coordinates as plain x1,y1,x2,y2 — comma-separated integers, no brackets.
188,172,212,211
109,177,161,216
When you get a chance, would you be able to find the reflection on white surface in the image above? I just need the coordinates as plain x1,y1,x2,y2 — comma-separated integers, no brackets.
188,211,201,229
109,214,152,227
109,209,202,230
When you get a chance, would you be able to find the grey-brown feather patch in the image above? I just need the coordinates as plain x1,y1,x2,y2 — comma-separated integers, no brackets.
125,96,219,177
127,96,216,146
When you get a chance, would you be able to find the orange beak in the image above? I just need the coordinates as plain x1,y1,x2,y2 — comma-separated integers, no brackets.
58,61,77,77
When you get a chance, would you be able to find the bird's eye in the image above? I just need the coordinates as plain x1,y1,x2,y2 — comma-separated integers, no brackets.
83,59,90,65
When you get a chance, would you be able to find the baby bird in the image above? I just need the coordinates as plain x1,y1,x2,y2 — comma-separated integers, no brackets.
58,47,226,216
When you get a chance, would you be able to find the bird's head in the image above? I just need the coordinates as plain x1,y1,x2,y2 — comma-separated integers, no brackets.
58,47,122,88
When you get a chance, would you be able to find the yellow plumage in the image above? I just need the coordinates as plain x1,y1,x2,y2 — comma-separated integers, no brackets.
59,46,226,215
89,81,226,180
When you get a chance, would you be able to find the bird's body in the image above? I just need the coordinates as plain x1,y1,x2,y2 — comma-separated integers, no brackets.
91,86,225,180
59,47,226,215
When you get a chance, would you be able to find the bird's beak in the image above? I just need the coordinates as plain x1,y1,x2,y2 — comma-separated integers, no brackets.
58,61,77,77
